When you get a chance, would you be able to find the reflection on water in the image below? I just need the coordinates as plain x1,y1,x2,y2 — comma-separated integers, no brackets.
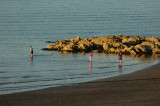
104,53,160,62
128,54,159,62
30,56,33,69
89,62,92,72
152,54,160,58
58,51,160,63
118,63,122,74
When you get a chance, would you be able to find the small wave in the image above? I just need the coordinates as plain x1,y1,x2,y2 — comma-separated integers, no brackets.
0,77,10,79
0,71,7,74
21,75,41,78
32,54,49,56
97,66,113,69
123,63,143,67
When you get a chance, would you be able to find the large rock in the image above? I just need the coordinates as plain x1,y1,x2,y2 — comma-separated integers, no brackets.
115,49,121,54
90,38,104,46
109,48,116,53
155,42,160,47
122,37,140,45
61,43,76,51
54,40,68,48
55,40,64,45
141,42,155,52
124,47,131,52
123,46,134,54
47,45,58,50
130,50,137,55
113,43,122,48
75,36,81,41
128,38,139,45
68,36,81,43
122,39,128,44
134,44,147,53
116,35,129,39
145,37,159,42
77,43,89,51
47,45,54,49
103,43,110,51
78,39,93,47
152,48,160,54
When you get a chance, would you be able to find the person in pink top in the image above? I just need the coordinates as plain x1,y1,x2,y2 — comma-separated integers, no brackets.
89,52,93,62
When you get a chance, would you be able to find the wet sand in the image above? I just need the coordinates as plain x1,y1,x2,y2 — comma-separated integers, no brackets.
0,62,160,106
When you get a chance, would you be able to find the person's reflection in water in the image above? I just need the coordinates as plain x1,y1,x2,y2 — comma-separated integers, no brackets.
30,56,33,69
118,63,122,74
89,61,92,72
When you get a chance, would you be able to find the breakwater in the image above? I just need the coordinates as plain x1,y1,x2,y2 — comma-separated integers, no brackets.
43,35,160,56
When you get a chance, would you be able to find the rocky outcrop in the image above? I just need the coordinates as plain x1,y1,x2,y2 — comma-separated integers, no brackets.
42,35,160,55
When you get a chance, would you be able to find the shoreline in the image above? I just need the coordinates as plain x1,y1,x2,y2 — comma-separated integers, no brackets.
0,61,160,105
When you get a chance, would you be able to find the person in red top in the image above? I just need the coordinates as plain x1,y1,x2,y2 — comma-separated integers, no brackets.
89,52,93,62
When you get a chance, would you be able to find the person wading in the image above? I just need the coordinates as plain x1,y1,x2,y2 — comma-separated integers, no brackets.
30,46,33,57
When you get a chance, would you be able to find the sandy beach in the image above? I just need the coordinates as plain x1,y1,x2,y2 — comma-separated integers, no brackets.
0,62,160,106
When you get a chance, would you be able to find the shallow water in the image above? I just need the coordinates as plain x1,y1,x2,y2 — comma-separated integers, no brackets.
0,0,160,95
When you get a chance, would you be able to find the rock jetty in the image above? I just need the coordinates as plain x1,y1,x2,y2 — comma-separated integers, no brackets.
42,35,160,55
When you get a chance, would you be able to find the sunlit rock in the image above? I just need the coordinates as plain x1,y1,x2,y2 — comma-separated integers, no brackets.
43,35,160,55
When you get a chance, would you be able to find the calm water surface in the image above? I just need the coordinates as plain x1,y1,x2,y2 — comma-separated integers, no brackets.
0,0,159,95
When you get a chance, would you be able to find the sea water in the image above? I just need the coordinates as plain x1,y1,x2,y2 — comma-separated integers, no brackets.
0,0,159,95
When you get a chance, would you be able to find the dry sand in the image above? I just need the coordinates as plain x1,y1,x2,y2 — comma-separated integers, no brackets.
0,62,160,106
